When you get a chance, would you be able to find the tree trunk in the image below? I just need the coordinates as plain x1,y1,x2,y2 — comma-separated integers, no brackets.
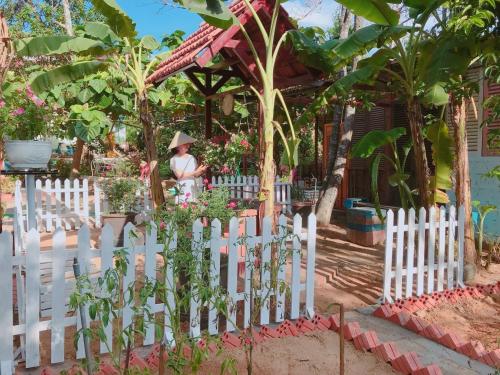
259,87,275,219
450,95,476,270
71,138,84,178
315,11,360,226
62,0,74,36
406,98,431,208
139,94,165,207
316,105,356,225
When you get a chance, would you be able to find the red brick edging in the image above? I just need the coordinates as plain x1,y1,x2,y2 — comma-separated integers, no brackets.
39,311,444,375
373,282,500,369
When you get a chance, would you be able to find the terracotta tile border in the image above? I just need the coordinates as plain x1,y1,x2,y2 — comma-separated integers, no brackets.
373,282,500,369
38,311,445,375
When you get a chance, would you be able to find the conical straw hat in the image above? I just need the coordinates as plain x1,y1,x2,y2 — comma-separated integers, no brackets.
168,131,196,149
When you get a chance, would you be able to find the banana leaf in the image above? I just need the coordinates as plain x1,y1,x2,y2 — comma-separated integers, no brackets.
426,120,453,204
181,0,236,29
90,0,137,39
351,127,406,158
336,0,400,26
15,36,107,57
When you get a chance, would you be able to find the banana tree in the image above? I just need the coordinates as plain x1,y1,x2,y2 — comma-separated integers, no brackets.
351,127,415,219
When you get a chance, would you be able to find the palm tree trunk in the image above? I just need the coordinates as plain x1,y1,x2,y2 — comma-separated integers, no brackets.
450,94,476,271
406,98,431,208
139,94,165,207
260,87,275,219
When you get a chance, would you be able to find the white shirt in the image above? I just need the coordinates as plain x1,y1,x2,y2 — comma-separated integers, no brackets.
170,154,198,203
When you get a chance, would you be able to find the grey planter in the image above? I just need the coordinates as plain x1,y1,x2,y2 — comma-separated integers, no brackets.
5,140,52,169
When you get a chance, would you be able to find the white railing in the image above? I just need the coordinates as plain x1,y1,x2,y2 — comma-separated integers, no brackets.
211,175,292,213
0,214,316,371
383,206,465,303
14,178,151,233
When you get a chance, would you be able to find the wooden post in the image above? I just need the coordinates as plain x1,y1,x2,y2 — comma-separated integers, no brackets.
314,115,319,179
205,73,212,139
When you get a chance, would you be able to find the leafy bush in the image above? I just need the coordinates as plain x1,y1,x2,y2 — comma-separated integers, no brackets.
101,178,142,214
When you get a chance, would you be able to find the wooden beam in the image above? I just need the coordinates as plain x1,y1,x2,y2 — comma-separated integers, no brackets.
209,72,233,95
205,72,212,139
185,69,210,96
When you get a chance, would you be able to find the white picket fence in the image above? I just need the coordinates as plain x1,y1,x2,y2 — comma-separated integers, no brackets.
14,178,151,233
0,214,316,372
383,206,465,303
211,175,292,213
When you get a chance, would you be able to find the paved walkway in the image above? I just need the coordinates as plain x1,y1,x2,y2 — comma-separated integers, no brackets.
348,307,495,375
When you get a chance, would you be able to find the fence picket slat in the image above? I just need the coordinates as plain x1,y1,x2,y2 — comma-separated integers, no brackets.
76,225,91,359
275,215,287,322
244,217,256,328
190,219,203,338
0,232,14,369
35,179,42,232
457,207,465,286
405,208,416,298
100,224,114,354
209,219,222,335
437,207,447,292
305,213,316,318
82,179,89,225
64,179,71,230
416,208,426,296
94,182,101,227
122,223,136,337
26,229,41,367
164,224,177,346
291,214,302,319
51,229,67,364
260,216,272,325
427,206,437,294
45,179,53,232
447,206,456,289
54,179,62,229
73,179,81,229
143,223,157,345
226,217,239,332
395,209,406,300
383,210,395,303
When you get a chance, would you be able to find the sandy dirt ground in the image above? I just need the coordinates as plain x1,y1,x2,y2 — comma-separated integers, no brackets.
414,293,500,351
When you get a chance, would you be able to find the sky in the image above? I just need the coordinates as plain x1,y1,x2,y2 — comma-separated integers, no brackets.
118,0,339,41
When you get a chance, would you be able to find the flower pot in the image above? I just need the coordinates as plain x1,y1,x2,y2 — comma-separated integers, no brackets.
102,213,135,246
5,140,52,169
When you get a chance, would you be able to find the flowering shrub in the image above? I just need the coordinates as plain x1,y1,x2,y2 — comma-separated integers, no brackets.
0,83,63,140
200,132,253,175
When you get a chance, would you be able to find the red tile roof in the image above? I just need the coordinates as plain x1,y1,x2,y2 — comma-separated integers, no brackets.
147,0,250,83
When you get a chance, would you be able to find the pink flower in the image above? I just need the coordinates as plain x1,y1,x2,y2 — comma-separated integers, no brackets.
240,139,250,149
181,202,189,209
207,184,213,190
220,165,231,174
159,221,166,230
33,97,45,107
185,192,191,198
26,85,35,99
11,107,25,116
203,178,209,185
227,201,237,209
0,100,5,108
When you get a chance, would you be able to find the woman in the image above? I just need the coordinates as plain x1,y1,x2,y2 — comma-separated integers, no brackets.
168,131,207,203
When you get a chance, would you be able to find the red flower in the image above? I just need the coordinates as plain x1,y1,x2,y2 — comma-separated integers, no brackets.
240,139,250,149
181,202,189,209
207,184,213,190
203,178,209,185
159,221,166,230
227,201,237,209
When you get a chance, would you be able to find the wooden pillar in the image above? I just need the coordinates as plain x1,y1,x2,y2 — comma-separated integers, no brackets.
383,103,394,204
205,73,212,139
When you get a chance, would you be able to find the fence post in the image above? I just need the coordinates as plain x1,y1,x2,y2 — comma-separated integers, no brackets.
51,228,66,363
416,207,426,296
305,213,316,318
275,214,287,322
164,224,177,346
64,179,71,231
100,224,114,354
94,181,101,228
209,219,222,335
35,179,42,232
457,206,465,286
447,206,456,289
395,209,406,300
73,179,81,229
226,216,239,331
0,232,13,374
54,179,62,229
291,214,302,319
26,229,41,368
45,179,52,232
190,219,203,338
437,207,447,292
76,224,91,359
82,179,89,225
427,206,437,294
122,223,136,337
405,208,416,298
383,210,394,303
243,216,256,328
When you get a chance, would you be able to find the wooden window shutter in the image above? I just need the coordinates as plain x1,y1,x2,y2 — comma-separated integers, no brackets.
482,78,500,156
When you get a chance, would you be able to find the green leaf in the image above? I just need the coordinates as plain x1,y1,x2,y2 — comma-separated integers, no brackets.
426,120,453,204
89,79,107,94
352,127,406,158
141,35,160,51
83,22,120,44
336,0,400,26
369,153,385,222
181,0,236,29
29,61,108,95
97,95,113,108
75,120,105,142
90,0,137,39
422,83,449,106
89,304,97,320
15,36,107,57
78,88,94,103
287,30,338,73
388,172,410,187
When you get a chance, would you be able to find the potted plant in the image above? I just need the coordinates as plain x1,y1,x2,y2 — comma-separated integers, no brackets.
0,82,61,169
101,178,142,246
